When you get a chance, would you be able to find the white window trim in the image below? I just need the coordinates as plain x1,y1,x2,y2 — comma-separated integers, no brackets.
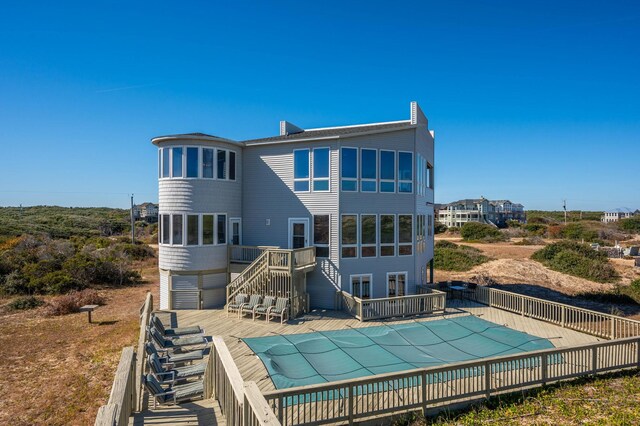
202,213,215,246
379,149,396,193
360,214,377,258
341,213,358,259
398,214,413,256
340,146,358,192
349,273,372,299
201,147,216,180
379,213,396,257
293,148,311,192
312,147,330,192
313,214,330,258
185,213,200,246
397,151,414,194
184,146,200,179
386,272,408,298
360,148,378,193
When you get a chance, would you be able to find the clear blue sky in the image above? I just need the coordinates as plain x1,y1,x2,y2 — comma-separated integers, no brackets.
1,1,639,210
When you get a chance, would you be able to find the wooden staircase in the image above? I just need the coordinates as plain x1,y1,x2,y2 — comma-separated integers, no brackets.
226,246,316,317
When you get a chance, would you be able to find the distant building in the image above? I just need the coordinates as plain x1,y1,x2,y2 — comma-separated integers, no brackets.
133,202,159,222
437,197,525,228
601,207,638,223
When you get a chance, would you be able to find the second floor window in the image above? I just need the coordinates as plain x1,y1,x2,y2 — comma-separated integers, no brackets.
172,147,183,178
162,148,170,178
379,150,395,193
341,214,357,258
202,148,214,178
313,148,329,191
360,149,377,192
217,149,227,179
380,214,395,256
398,214,413,255
398,152,413,193
341,147,357,191
360,214,377,257
186,148,199,178
187,215,199,245
293,149,310,191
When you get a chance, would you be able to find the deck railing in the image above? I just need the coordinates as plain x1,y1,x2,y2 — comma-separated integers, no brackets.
263,336,640,425
209,337,281,426
135,292,153,410
472,286,640,339
94,347,137,426
339,290,446,321
229,245,270,264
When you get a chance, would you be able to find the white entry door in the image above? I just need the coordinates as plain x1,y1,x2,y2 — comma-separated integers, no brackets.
229,218,242,245
288,218,309,249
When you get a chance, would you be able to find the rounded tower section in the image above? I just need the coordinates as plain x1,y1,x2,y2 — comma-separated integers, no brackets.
152,134,243,309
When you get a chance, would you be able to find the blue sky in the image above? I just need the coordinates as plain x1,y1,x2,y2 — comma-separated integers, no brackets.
1,1,638,210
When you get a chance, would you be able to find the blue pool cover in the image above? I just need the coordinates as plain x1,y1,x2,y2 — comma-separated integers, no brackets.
243,315,555,389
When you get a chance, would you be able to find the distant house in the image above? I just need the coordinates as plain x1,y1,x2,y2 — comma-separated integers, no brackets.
601,207,638,223
133,202,159,222
437,197,525,228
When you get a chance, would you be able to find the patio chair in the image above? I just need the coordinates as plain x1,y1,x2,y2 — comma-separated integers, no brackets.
145,342,204,364
151,314,203,337
144,373,204,408
226,293,248,317
252,295,276,321
147,353,206,385
148,326,207,351
267,297,289,324
239,294,262,318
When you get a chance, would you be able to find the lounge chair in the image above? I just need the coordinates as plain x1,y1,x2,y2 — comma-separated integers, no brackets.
226,293,248,317
151,314,203,337
144,373,204,408
147,353,206,385
145,342,204,364
239,294,262,318
252,295,276,321
149,326,207,351
267,297,289,324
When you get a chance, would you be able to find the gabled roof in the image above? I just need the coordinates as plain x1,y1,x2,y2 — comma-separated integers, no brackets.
242,121,414,145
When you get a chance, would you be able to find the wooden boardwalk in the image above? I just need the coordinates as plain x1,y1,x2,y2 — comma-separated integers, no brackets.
131,300,603,425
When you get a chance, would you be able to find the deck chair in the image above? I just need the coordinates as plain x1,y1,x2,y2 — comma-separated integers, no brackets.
149,326,207,351
226,293,248,317
239,294,262,318
144,373,204,408
147,353,206,385
252,296,276,321
267,297,289,324
145,342,204,364
151,314,203,337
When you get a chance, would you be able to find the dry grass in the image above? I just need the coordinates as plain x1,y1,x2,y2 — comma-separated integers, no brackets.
0,259,158,426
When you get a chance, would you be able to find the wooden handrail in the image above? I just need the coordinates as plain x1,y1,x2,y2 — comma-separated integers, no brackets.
95,347,136,426
339,290,446,322
135,292,152,411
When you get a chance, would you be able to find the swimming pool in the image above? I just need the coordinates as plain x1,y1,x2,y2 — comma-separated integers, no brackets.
243,315,555,389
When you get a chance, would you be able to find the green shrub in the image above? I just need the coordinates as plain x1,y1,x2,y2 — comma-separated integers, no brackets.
524,223,546,235
561,223,599,241
119,243,155,260
531,241,618,283
8,295,44,310
434,241,490,271
30,271,85,294
618,216,640,233
460,222,506,242
45,289,105,316
434,222,448,234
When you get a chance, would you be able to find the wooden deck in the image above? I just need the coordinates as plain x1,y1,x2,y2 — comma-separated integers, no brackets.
131,300,603,425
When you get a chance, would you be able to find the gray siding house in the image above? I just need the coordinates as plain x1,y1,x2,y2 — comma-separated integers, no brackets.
153,102,435,311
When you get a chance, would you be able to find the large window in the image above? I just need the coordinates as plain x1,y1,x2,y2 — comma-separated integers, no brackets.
202,214,214,245
351,274,371,299
229,151,236,180
293,149,310,192
161,214,170,244
186,147,199,178
387,272,407,297
172,147,183,178
187,215,199,245
172,214,183,245
341,147,357,191
313,148,329,191
360,214,377,257
379,150,395,193
398,152,413,193
380,214,395,256
162,148,170,178
341,214,357,258
314,215,329,258
217,214,227,244
427,162,434,189
202,148,214,178
360,149,377,192
398,214,413,255
217,149,227,179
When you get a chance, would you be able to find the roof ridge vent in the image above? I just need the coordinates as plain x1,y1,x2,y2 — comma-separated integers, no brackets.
279,121,304,136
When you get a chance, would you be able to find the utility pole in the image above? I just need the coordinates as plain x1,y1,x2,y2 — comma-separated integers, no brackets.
563,199,567,224
130,194,135,244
